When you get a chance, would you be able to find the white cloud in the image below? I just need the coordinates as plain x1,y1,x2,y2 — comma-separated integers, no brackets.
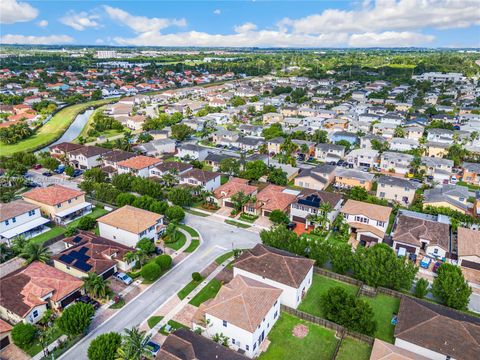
104,5,186,33
0,0,38,24
37,20,48,28
234,22,257,33
213,9,221,15
1,34,74,45
60,10,100,31
281,0,480,34
348,31,435,47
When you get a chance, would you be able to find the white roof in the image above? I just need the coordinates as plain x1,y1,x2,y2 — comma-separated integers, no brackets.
0,217,50,239
55,202,92,218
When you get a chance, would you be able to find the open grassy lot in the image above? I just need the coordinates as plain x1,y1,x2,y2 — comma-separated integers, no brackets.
259,313,338,360
165,231,187,251
298,274,359,318
189,279,222,307
360,294,400,343
0,99,113,156
336,337,372,360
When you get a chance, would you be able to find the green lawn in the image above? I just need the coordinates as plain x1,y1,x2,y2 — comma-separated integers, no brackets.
184,239,200,253
22,325,64,357
178,278,203,300
259,313,338,360
178,224,200,238
215,251,234,265
165,231,187,251
67,207,109,228
109,298,125,309
225,219,251,228
159,320,188,335
186,209,209,217
189,279,222,307
148,316,164,329
74,106,124,142
336,337,372,360
360,294,400,343
0,99,113,156
29,226,66,246
298,274,359,318
327,231,349,245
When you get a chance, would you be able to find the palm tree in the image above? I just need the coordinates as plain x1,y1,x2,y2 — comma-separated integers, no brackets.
20,242,51,264
83,272,109,299
123,251,136,266
11,235,28,255
116,327,151,360
0,243,14,263
319,202,333,229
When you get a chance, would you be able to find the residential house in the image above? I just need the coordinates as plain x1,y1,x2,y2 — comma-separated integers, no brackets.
237,136,265,152
267,137,285,155
345,149,379,168
315,143,346,163
421,157,454,182
360,134,386,149
0,319,12,350
238,124,263,137
68,145,109,170
193,275,282,358
0,262,83,324
389,138,419,152
117,155,162,178
244,185,297,218
380,152,414,175
426,128,454,144
125,115,147,131
149,162,193,178
405,126,424,141
376,176,418,205
177,144,209,161
101,150,136,177
334,168,375,191
391,212,450,258
294,164,336,191
53,231,136,280
213,178,258,208
97,205,165,247
290,190,343,228
180,169,221,192
133,139,176,157
330,131,358,145
369,339,429,360
341,199,392,244
233,244,314,309
263,112,283,124
426,141,449,158
0,200,50,244
457,227,480,283
158,328,248,360
394,296,480,360
49,142,84,159
22,185,92,225
423,184,472,214
462,162,480,187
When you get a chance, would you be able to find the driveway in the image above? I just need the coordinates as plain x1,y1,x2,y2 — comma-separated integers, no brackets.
60,213,261,360
27,170,80,190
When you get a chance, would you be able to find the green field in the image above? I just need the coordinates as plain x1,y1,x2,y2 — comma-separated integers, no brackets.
336,337,372,360
0,99,113,156
360,294,400,343
184,239,200,253
259,313,338,360
74,105,125,143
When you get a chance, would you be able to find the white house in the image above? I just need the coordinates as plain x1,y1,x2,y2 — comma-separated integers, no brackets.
345,148,379,168
97,205,165,247
389,137,419,152
177,144,209,161
380,152,414,175
179,169,221,191
116,155,162,178
290,191,343,230
0,200,50,244
68,145,109,170
193,275,282,358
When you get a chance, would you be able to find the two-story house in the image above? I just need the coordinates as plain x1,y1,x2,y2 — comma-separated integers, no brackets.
179,169,221,192
177,144,209,161
421,156,454,182
213,178,258,208
334,168,375,191
376,176,419,205
315,143,346,163
294,164,336,191
117,155,162,178
462,162,480,187
423,184,473,214
380,152,414,175
68,146,109,170
290,190,343,229
345,149,379,168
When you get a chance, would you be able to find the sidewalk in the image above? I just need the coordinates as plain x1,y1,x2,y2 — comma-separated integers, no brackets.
145,256,233,338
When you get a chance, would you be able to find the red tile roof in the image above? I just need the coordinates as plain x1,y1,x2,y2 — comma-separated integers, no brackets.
23,185,84,206
117,155,161,170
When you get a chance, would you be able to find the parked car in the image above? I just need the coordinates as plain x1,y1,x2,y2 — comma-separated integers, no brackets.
114,272,133,285
76,295,100,310
286,222,297,230
72,169,83,177
432,262,442,273
54,165,65,174
145,340,161,357
420,256,432,269
26,181,41,188
42,171,53,177
33,164,42,170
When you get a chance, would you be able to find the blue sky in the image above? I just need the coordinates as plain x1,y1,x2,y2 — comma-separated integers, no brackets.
1,0,479,47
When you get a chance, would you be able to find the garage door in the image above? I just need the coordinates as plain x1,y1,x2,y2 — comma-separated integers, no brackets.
101,266,116,280
0,336,10,350
462,260,480,271
360,234,378,243
224,201,234,208
292,216,306,224
395,243,417,254
60,290,82,309
263,210,271,217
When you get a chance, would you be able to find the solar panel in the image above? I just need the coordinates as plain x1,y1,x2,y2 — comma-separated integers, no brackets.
70,251,89,263
74,260,92,272
72,236,83,243
59,254,75,264
78,247,89,254
298,194,321,208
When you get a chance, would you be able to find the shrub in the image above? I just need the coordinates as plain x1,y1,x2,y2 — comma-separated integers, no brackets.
268,210,289,225
165,205,185,223
64,226,77,237
115,193,136,207
192,272,202,282
88,332,122,360
155,254,173,271
11,323,37,347
57,302,95,337
414,278,429,299
136,238,156,254
77,216,97,230
141,262,162,282
150,200,169,214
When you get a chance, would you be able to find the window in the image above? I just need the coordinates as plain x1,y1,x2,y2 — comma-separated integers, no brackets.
377,221,385,227
68,199,72,204
379,192,385,198
12,217,16,223
223,320,227,327
232,338,235,344
4,220,9,226
434,248,438,254
28,210,35,216
57,204,61,208
32,310,39,318
246,345,249,351
253,343,256,350
274,300,278,306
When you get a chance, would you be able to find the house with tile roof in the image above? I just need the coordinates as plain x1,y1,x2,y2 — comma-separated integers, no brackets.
0,319,12,350
457,227,480,283
394,296,480,360
193,275,282,358
213,177,258,208
341,199,392,245
233,244,314,309
290,189,343,229
22,185,92,225
53,231,136,279
179,169,221,192
97,205,165,247
369,339,429,360
243,184,298,218
0,262,83,325
117,155,162,178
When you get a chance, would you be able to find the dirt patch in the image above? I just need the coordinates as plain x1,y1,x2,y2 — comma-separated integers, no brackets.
292,324,309,338
215,266,233,283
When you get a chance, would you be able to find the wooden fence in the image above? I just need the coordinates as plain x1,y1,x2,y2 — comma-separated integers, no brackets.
314,267,363,287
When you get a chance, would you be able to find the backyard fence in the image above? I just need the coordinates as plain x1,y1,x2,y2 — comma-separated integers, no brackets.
42,233,67,247
377,286,403,299
314,267,363,287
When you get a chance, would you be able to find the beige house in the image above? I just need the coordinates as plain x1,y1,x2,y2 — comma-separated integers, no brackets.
294,164,336,191
457,227,480,283
22,185,92,225
262,112,283,124
376,176,418,205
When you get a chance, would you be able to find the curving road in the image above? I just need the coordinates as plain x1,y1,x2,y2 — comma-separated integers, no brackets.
60,213,261,360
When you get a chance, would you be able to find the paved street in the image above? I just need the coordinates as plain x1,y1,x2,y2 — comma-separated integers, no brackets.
27,170,81,190
60,213,261,360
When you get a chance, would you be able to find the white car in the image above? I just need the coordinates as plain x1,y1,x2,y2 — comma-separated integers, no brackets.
114,272,133,285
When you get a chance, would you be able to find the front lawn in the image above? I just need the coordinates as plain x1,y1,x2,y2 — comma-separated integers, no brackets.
178,278,203,300
259,313,338,360
184,239,200,253
178,224,199,238
298,274,359,318
21,325,64,357
360,294,400,343
159,320,188,335
147,316,164,329
215,251,234,265
335,337,372,360
165,231,187,251
189,279,222,307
